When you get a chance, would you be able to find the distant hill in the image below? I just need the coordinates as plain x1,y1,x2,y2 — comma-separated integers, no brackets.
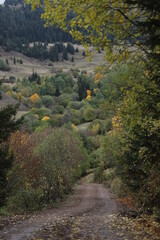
0,0,73,52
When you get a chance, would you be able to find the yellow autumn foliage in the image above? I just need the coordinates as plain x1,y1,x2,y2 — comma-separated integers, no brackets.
17,92,22,102
112,116,122,133
92,122,100,134
87,89,91,96
94,73,101,83
42,116,50,121
86,89,91,101
72,124,77,131
6,91,12,96
86,95,91,101
26,0,152,64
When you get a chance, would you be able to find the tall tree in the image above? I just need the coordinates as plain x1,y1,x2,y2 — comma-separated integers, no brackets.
0,104,22,206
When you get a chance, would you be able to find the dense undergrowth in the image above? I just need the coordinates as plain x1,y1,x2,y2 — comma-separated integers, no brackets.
6,128,89,212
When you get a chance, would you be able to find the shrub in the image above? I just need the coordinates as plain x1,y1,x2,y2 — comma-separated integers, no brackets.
9,76,16,83
89,120,104,135
33,98,42,108
110,177,126,197
56,94,72,107
19,59,23,64
23,113,40,132
32,107,52,119
81,70,87,75
42,95,54,108
70,68,80,78
48,62,53,66
52,104,64,114
7,189,42,212
67,101,82,110
8,128,89,211
94,161,104,183
0,59,10,71
60,112,71,125
69,109,81,125
82,107,97,122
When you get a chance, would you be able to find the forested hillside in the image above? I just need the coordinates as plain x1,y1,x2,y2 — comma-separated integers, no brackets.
0,0,72,53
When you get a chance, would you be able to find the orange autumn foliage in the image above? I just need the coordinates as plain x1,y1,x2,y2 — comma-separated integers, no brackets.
30,93,40,103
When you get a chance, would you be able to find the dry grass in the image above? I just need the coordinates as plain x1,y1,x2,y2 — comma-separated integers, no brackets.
0,46,108,79
76,122,92,132
0,91,29,119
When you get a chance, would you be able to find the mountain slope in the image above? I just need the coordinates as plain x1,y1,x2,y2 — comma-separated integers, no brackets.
0,0,72,52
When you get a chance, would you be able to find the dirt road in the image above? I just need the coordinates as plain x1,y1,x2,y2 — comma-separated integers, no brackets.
0,183,159,240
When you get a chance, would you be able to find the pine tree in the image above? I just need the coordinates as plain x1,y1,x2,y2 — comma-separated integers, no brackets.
13,57,16,65
75,47,79,53
62,47,68,61
55,87,60,97
82,50,86,57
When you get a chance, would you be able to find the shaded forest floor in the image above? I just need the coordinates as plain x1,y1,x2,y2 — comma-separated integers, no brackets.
0,183,159,240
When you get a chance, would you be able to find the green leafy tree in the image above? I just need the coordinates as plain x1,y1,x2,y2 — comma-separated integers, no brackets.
82,107,97,122
42,95,54,108
26,0,159,62
35,128,88,201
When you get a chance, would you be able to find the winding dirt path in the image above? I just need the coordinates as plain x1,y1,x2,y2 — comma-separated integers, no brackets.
0,184,117,240
0,183,159,240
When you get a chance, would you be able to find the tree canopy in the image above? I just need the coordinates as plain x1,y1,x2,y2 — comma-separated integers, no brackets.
26,0,160,62
0,1,72,52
